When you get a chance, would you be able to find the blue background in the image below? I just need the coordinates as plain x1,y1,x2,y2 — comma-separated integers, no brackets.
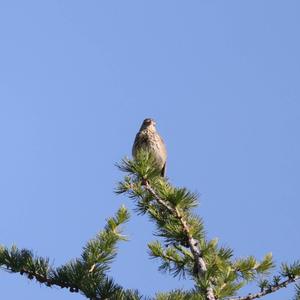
0,1,299,299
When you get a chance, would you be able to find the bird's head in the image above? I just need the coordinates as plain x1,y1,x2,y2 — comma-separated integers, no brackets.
140,118,156,131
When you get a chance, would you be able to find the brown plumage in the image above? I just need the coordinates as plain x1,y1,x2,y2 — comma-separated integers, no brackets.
132,118,167,177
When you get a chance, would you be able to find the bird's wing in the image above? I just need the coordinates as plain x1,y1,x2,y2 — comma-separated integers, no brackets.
158,135,167,160
161,162,167,177
157,135,167,177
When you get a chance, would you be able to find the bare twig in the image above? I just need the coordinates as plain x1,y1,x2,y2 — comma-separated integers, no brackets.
226,276,300,300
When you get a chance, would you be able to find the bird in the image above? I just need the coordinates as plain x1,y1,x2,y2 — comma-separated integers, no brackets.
132,118,167,177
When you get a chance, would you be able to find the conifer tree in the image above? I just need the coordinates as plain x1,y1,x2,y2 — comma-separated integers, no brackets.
0,150,299,300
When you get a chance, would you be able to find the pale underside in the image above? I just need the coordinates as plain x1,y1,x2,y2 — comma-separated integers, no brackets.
132,129,167,176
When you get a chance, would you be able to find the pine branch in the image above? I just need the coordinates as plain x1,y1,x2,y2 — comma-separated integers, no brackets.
294,284,300,300
0,245,81,292
0,206,132,300
148,241,192,278
156,289,205,300
116,152,282,300
143,180,216,300
226,275,300,300
0,246,78,292
116,151,216,300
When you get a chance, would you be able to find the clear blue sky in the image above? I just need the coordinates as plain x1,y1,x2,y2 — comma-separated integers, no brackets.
0,1,299,299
